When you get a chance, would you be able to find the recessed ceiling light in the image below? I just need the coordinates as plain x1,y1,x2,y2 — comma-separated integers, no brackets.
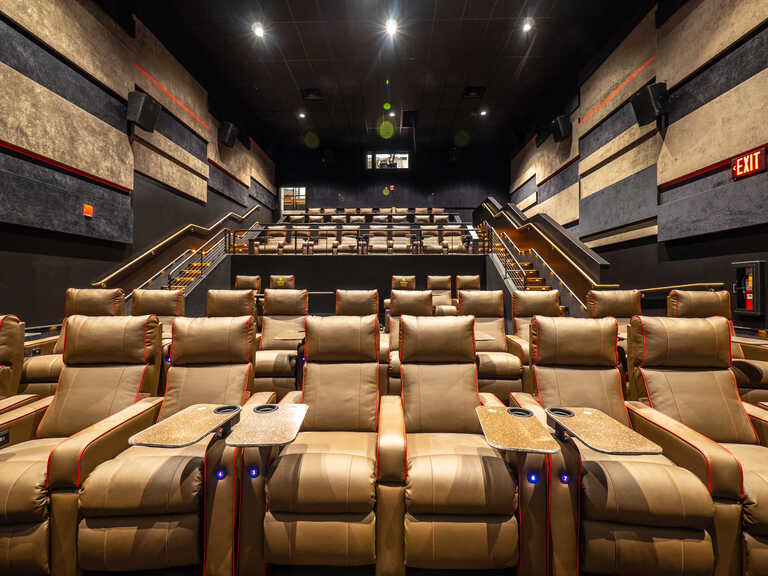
386,18,398,37
522,17,534,32
298,112,306,119
480,109,488,117
389,111,396,117
252,22,265,38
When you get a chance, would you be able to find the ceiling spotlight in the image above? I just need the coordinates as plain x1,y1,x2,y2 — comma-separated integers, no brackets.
522,17,534,32
386,18,398,37
389,111,396,117
252,22,265,38
298,112,306,119
480,109,488,117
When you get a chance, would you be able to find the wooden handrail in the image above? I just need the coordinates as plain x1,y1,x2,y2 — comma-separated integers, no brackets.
637,282,725,294
92,204,260,287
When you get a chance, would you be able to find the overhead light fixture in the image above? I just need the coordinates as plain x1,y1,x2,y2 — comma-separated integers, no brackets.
252,22,265,38
479,109,488,117
386,18,397,37
522,17,534,32
298,112,306,119
389,111,396,117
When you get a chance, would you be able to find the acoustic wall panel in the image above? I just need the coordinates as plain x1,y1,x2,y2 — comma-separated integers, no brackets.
517,192,536,211
132,139,206,202
155,107,207,161
208,162,248,207
536,112,579,184
657,0,768,89
523,183,579,226
511,175,536,206
657,67,768,186
579,102,638,160
250,178,278,210
579,122,657,177
0,0,134,97
581,132,661,198
133,127,208,180
537,161,579,204
584,222,658,249
0,61,133,191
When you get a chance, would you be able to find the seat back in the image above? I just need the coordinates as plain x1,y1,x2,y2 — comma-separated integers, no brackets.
414,207,428,214
234,275,262,292
266,226,287,240
341,225,359,239
0,315,24,398
629,315,757,444
530,316,626,425
162,316,254,419
36,315,161,438
400,315,480,433
348,215,365,224
391,215,408,223
586,289,641,328
330,215,346,224
307,208,322,216
667,290,731,319
512,289,561,339
336,290,378,316
269,275,296,289
316,225,338,240
54,288,126,353
132,289,185,340
427,275,452,307
261,289,308,350
391,225,410,238
393,207,409,215
302,315,380,431
344,208,358,215
370,224,389,238
372,215,389,223
414,215,431,224
433,214,449,224
456,275,481,291
207,290,255,318
458,290,506,352
392,275,416,291
431,207,445,214
389,291,432,352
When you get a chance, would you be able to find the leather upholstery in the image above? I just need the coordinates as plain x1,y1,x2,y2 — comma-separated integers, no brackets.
456,275,481,290
399,315,474,363
338,226,360,253
234,275,261,291
459,289,504,317
721,443,768,535
390,290,432,317
64,288,126,317
668,289,731,319
586,289,641,320
171,316,254,366
392,275,416,291
629,315,731,368
61,314,160,365
206,289,254,317
531,316,618,366
0,315,24,398
426,275,451,306
131,289,184,317
335,289,378,315
305,315,378,362
512,289,560,320
269,274,296,289
263,288,307,316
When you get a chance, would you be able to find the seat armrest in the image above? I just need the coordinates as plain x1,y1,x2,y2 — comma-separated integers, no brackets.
733,359,768,386
509,392,548,425
279,391,303,405
47,397,163,490
478,393,505,407
254,333,262,349
378,396,406,483
0,396,53,448
244,392,277,407
506,335,529,364
0,394,40,414
742,401,768,446
625,401,743,500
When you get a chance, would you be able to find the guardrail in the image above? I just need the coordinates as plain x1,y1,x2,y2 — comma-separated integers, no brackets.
486,226,527,288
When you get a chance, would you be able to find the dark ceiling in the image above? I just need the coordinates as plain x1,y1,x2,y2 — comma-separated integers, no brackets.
100,0,655,155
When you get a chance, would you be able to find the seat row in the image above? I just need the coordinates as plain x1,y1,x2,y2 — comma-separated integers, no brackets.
3,308,768,575
284,206,448,224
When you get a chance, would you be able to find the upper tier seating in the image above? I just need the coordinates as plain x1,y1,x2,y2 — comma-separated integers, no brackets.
456,274,481,290
252,289,307,399
256,226,287,254
313,225,338,254
391,226,413,253
399,315,522,570
131,288,184,341
269,274,295,289
458,290,523,399
0,315,161,574
420,225,445,254
20,288,126,397
368,225,390,253
0,314,24,404
385,290,433,394
666,289,768,402
515,316,716,575
251,314,388,570
77,316,269,574
627,315,768,575
285,226,311,254
207,289,255,319
338,225,360,253
443,224,467,253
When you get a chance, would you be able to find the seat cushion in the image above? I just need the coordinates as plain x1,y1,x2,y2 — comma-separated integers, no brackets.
579,442,713,530
477,352,522,379
253,350,296,377
721,443,768,535
21,354,63,383
80,442,206,517
406,433,516,515
267,431,376,514
0,438,61,523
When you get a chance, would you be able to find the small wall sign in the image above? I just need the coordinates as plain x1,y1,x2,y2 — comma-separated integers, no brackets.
731,148,765,181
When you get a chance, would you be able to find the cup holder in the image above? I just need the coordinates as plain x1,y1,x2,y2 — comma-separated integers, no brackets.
214,405,239,415
507,407,533,418
547,407,575,418
254,404,279,414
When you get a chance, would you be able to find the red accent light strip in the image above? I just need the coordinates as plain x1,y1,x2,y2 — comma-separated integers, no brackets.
579,56,656,127
0,138,131,193
135,64,210,130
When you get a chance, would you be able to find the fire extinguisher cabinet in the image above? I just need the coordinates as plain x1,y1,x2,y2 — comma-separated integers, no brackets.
732,261,763,316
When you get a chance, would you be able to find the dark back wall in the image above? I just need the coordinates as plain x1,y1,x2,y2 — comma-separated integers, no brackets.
277,145,510,213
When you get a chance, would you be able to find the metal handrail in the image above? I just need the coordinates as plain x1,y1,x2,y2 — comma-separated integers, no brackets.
486,226,527,289
637,282,725,294
527,245,587,310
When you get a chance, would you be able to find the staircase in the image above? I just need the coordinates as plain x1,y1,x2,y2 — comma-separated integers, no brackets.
520,261,550,291
164,260,211,291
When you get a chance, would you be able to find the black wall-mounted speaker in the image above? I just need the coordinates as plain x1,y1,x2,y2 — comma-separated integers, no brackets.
127,91,160,132
631,82,668,126
550,115,572,142
219,122,238,147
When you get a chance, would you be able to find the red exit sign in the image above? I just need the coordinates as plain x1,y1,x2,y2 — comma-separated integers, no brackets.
731,148,765,180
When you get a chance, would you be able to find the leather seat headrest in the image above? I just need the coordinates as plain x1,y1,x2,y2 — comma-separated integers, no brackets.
630,316,731,368
459,290,503,318
131,289,184,316
512,289,560,317
391,290,432,316
586,289,641,319
667,290,731,319
234,275,261,291
207,290,254,317
427,275,451,290
336,290,378,316
269,275,296,289
400,315,475,363
264,289,308,315
305,315,378,362
531,316,617,366
63,315,159,365
171,316,253,365
65,288,125,316
392,275,416,290
456,275,481,290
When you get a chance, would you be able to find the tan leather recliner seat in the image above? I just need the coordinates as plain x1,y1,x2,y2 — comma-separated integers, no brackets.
414,214,431,225
257,226,287,254
77,316,264,575
586,288,641,332
368,225,390,253
338,225,360,253
313,225,338,254
234,275,262,292
131,288,184,341
391,226,412,253
255,315,384,568
207,289,255,318
0,315,161,575
626,315,768,576
400,315,520,571
443,225,467,253
516,316,716,576
420,225,445,254
20,288,126,397
666,289,768,402
427,275,452,307
269,274,295,289
285,226,311,254
252,289,307,399
0,314,25,404
456,274,481,291
386,290,432,394
336,290,386,387
458,290,522,399
383,275,416,312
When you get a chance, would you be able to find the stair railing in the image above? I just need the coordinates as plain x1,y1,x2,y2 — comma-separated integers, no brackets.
524,244,587,312
485,224,528,289
166,229,229,294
